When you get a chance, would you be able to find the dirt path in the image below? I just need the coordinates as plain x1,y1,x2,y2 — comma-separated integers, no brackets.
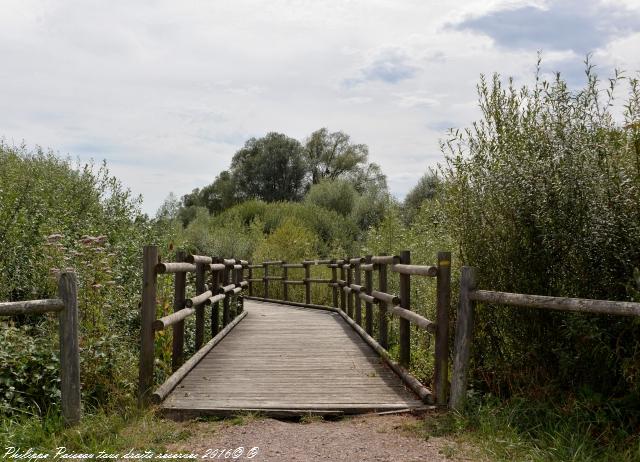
165,413,475,461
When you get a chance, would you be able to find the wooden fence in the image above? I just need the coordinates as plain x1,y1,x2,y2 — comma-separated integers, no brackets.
245,250,452,405
0,272,80,426
450,266,640,410
138,246,249,406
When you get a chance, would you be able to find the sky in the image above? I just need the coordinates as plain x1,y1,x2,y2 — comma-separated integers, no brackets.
1,0,639,215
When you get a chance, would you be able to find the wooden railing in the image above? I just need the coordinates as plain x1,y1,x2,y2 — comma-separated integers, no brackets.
0,272,80,425
138,246,248,405
450,266,640,410
245,250,452,405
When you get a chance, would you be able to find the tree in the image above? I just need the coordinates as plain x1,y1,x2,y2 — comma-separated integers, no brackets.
402,170,440,222
304,179,357,217
231,133,306,202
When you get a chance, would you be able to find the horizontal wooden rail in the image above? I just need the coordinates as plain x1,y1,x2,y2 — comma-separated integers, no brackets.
391,264,437,277
371,290,400,306
156,262,197,274
186,255,212,264
305,278,331,283
283,263,304,268
388,306,436,333
470,290,640,316
263,260,284,265
371,255,400,265
358,292,376,304
284,280,305,285
361,263,376,271
0,298,64,315
154,307,195,330
185,290,213,307
264,276,283,280
302,259,333,265
210,263,226,271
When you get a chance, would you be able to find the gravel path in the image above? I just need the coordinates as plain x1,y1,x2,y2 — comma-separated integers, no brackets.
166,413,473,461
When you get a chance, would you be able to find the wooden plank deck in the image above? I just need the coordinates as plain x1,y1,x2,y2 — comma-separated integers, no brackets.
162,300,424,417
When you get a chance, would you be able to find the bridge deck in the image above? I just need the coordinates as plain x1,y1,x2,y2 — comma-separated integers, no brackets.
162,300,424,417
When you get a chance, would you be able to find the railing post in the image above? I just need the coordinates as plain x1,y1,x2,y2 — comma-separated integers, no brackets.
58,271,81,426
235,259,243,314
304,262,311,305
263,262,269,299
139,245,158,407
399,250,411,367
450,266,476,411
282,262,288,301
435,251,452,406
364,255,373,335
195,262,206,350
331,260,339,308
354,259,362,325
172,250,186,371
248,264,253,296
378,255,389,349
346,263,353,318
223,264,230,326
211,259,220,336
340,261,346,312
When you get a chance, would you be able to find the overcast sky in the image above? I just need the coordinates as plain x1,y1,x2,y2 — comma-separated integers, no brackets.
2,0,639,215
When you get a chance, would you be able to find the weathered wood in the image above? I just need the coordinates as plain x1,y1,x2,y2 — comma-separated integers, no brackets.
371,290,400,306
138,245,158,407
195,262,206,350
154,307,195,331
358,292,376,304
349,257,365,264
349,283,364,293
450,266,476,411
334,307,433,404
346,263,353,318
209,263,226,271
263,260,284,265
244,296,338,312
364,255,374,335
220,283,236,293
211,263,221,337
283,263,304,268
248,265,253,296
223,265,231,326
172,250,187,371
222,258,237,265
185,289,213,308
155,262,197,274
304,263,311,305
305,278,331,284
388,306,435,333
248,264,262,269
435,251,451,406
58,272,81,426
361,263,376,271
263,262,269,299
470,289,640,316
284,280,305,285
152,311,248,403
302,259,333,265
186,255,213,264
377,256,389,349
354,259,362,325
282,261,289,301
264,276,284,280
0,298,64,315
399,250,411,367
372,255,400,265
391,264,438,277
209,293,226,304
331,261,339,308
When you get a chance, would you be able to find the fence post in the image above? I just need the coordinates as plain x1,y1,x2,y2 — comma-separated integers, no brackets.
435,251,452,406
58,271,81,426
235,259,243,315
263,262,269,299
378,255,389,349
304,262,311,305
223,264,230,326
340,262,346,312
211,259,220,336
138,245,158,407
282,261,288,301
195,262,206,350
331,261,338,308
346,263,353,318
248,265,253,296
172,250,186,371
399,250,411,367
450,266,476,411
354,259,362,325
364,255,373,335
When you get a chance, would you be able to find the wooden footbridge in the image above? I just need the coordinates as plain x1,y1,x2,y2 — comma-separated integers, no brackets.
139,247,452,417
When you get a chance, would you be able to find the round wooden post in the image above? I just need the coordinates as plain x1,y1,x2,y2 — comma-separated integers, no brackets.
283,261,289,301
354,260,362,325
331,261,339,308
248,265,254,296
450,266,476,411
263,262,269,299
138,245,158,407
58,271,81,426
435,251,452,406
339,262,347,312
346,263,353,318
172,250,186,371
223,264,231,326
399,250,411,367
195,262,206,350
378,255,389,350
304,262,311,305
211,260,220,336
364,255,373,335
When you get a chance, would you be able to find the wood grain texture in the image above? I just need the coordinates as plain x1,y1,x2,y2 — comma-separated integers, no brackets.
162,300,423,416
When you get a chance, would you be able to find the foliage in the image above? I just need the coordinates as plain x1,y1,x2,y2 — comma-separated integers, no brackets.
304,179,357,217
252,218,319,263
402,169,440,223
441,62,640,402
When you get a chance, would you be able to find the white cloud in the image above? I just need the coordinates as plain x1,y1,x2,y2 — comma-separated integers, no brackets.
0,0,638,213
